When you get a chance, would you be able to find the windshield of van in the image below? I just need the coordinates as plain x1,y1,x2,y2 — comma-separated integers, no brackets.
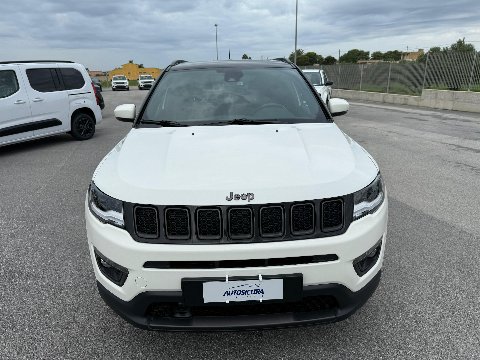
140,67,328,126
140,75,153,79
113,76,126,80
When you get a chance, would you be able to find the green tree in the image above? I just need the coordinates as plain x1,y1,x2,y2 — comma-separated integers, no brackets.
139,64,144,68
370,51,384,60
304,51,321,65
323,56,337,65
296,54,311,66
288,49,305,62
339,49,370,63
242,53,251,59
448,38,475,52
383,50,402,61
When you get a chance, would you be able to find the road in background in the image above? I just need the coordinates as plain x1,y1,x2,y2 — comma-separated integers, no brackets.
1,91,479,359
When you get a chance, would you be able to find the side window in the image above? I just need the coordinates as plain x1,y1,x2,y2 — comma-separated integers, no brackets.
60,68,85,90
27,68,59,92
0,70,20,99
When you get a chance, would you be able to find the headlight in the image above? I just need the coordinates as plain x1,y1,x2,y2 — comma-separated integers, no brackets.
353,173,385,220
88,182,124,227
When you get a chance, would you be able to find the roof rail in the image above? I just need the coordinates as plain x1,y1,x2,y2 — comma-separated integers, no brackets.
0,60,74,65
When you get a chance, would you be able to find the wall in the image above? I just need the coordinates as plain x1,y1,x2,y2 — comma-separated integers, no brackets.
332,89,480,113
109,63,162,80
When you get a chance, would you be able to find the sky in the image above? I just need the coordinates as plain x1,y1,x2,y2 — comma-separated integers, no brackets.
1,0,479,70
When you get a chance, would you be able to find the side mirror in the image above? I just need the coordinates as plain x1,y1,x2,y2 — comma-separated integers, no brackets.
114,104,136,122
329,98,349,117
325,81,334,86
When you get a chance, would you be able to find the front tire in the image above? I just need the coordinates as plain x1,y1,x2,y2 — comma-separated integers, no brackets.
70,113,95,141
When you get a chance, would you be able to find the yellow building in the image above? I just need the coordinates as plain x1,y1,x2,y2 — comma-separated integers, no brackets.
109,62,162,80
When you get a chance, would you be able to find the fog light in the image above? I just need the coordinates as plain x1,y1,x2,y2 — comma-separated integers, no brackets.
94,249,129,286
353,238,382,277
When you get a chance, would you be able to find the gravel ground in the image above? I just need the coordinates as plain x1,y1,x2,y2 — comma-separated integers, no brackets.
1,90,479,359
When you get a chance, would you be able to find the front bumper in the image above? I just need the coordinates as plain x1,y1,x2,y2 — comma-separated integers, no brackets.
139,83,153,88
97,270,381,330
86,197,387,329
112,83,129,89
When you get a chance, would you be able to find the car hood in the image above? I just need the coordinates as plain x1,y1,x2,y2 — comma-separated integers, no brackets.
93,123,378,205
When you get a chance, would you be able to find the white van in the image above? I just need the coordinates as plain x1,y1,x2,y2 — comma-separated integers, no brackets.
0,61,103,146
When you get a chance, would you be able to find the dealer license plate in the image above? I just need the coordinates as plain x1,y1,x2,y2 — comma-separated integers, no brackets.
203,278,283,303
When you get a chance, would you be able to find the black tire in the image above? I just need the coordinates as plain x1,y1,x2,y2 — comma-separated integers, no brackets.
70,112,95,141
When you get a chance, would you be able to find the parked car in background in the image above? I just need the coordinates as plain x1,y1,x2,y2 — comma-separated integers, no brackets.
93,85,105,110
0,60,103,147
111,75,129,91
91,77,102,92
86,59,387,330
302,69,333,106
138,74,155,90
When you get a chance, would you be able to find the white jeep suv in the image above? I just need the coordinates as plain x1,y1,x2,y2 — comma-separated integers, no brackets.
302,69,333,106
138,74,155,90
111,75,129,91
86,59,387,330
0,61,102,147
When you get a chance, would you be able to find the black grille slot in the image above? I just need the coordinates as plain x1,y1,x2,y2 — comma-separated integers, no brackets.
165,208,190,240
134,206,159,238
291,203,315,235
144,254,338,269
260,206,284,237
228,208,253,239
322,199,344,231
197,208,222,240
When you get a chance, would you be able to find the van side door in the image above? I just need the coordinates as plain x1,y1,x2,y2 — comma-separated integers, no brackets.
0,65,34,145
22,66,69,137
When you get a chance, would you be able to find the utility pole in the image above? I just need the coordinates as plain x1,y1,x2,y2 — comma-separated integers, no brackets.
294,0,298,64
215,24,218,60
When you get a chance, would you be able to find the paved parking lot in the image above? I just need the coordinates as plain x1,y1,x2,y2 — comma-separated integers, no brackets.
1,90,479,359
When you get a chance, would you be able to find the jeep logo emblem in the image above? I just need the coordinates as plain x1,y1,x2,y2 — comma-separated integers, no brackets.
226,192,254,202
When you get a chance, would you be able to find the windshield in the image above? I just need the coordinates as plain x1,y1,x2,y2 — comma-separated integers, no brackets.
113,76,127,81
303,72,322,86
140,75,153,79
141,67,327,126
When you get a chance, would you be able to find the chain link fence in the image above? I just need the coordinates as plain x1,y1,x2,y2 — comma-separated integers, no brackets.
303,51,480,96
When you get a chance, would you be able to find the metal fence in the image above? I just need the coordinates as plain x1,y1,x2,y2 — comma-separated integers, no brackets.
303,51,480,96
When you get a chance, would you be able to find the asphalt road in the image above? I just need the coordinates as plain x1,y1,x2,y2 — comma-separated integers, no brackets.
1,90,479,359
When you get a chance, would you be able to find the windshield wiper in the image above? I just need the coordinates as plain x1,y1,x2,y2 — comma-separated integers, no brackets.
141,120,188,127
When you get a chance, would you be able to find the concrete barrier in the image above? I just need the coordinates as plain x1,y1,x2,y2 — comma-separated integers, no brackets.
332,89,480,113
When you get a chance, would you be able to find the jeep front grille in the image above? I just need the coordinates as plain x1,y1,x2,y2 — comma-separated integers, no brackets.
125,195,352,244
165,208,190,240
228,208,253,239
260,206,284,237
291,203,315,235
197,208,222,240
322,199,344,231
134,206,158,238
